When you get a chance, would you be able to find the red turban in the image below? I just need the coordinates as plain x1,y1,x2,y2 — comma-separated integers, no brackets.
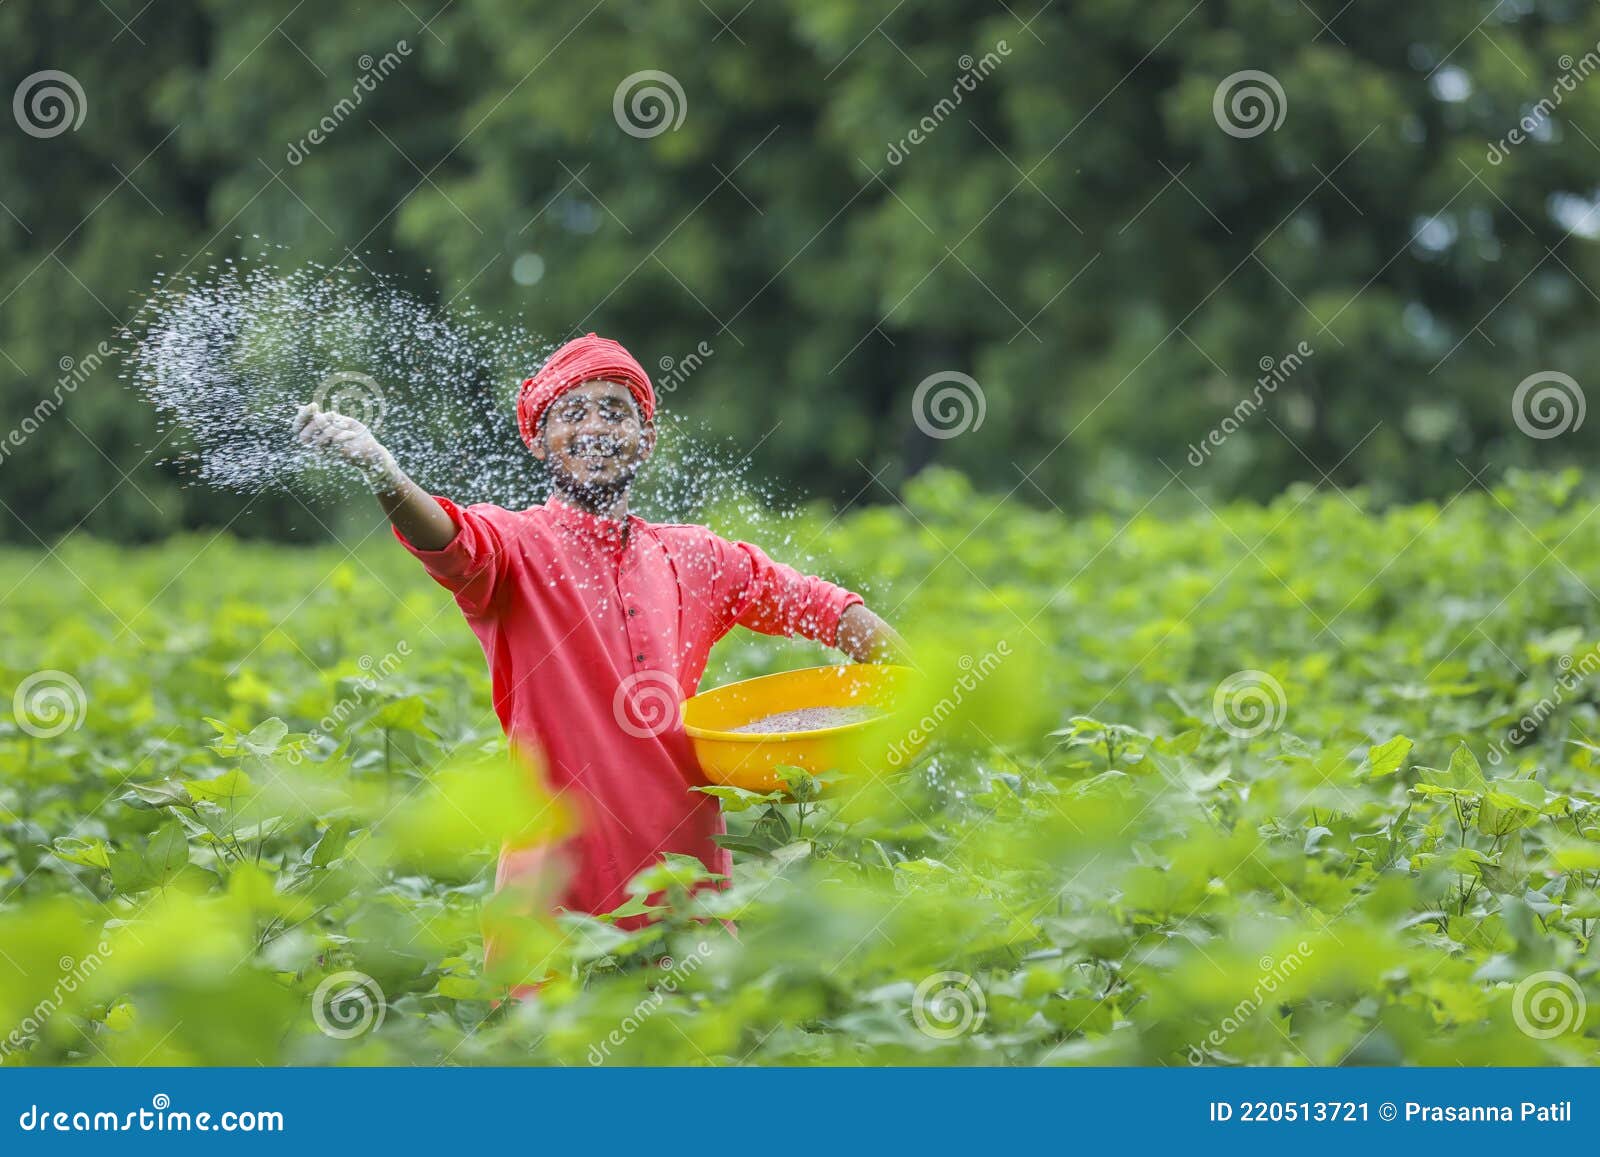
516,332,656,451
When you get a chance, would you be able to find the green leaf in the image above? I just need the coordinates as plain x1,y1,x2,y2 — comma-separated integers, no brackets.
779,768,821,801
148,821,190,877
711,834,775,858
625,852,722,897
435,975,482,1000
755,804,792,845
206,716,289,757
1414,744,1486,797
1447,846,1492,874
1481,778,1544,812
371,695,431,736
185,768,254,805
1550,840,1600,871
770,840,812,866
1448,744,1485,787
50,836,111,869
309,819,351,867
108,848,154,894
242,718,289,754
1366,735,1413,778
690,785,782,812
607,893,663,919
123,779,195,809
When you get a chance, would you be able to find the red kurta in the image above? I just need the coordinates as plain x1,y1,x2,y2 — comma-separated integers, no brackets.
393,493,863,921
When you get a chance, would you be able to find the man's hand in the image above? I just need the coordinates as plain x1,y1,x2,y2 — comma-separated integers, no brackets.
837,603,908,664
292,400,457,550
293,401,400,488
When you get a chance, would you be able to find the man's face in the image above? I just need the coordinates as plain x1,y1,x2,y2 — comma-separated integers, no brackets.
531,378,654,502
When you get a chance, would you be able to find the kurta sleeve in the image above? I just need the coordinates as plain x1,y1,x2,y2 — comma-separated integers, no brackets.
392,495,511,617
716,536,864,648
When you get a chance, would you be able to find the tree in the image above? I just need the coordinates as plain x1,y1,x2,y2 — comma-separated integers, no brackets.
3,0,1599,541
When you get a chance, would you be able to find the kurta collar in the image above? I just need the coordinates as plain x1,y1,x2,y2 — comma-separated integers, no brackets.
546,493,641,547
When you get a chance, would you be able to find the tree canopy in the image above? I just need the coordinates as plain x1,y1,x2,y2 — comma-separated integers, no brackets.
3,0,1599,540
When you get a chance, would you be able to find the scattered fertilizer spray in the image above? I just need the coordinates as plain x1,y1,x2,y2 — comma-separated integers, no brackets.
121,244,814,546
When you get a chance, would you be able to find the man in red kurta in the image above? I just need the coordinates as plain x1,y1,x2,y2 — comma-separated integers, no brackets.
292,333,901,943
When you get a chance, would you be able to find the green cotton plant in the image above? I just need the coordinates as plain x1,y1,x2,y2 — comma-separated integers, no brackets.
1,471,1600,1064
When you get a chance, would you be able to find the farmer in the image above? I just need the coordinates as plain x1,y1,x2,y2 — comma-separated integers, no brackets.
292,332,902,961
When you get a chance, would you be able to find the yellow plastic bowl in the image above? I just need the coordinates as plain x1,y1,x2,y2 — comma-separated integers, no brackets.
681,664,923,792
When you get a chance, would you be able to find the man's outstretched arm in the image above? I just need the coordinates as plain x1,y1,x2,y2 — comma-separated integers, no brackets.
292,401,457,550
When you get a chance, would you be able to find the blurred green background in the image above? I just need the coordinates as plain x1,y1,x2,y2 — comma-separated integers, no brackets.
4,0,1600,542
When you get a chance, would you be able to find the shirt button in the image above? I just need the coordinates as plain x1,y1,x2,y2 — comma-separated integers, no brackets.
628,607,638,616
636,653,646,663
